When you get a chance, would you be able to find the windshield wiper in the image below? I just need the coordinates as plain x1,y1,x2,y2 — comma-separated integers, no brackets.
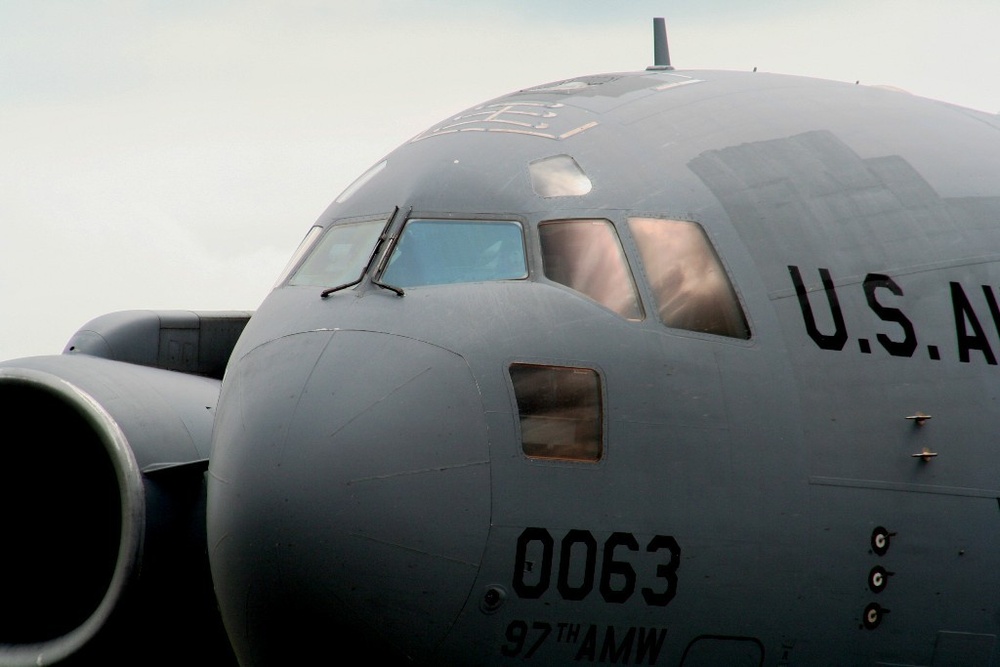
371,277,404,296
320,276,362,298
367,205,410,297
321,208,402,298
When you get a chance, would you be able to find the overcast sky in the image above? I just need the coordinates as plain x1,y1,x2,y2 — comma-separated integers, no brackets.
3,0,1000,360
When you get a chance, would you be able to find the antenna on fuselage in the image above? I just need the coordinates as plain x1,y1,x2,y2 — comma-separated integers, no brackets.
647,17,674,71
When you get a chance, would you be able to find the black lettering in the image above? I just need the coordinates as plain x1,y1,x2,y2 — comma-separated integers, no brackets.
513,527,553,598
502,620,528,657
642,535,680,606
524,622,552,659
513,528,683,607
558,530,597,601
863,273,917,357
981,285,1000,339
600,532,638,603
951,282,997,364
788,266,848,350
576,625,598,662
600,626,636,664
635,627,668,665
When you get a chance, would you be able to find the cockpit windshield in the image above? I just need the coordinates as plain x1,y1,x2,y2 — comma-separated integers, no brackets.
380,219,527,288
288,219,386,288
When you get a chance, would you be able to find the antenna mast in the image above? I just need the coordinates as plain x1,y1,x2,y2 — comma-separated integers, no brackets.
647,17,674,70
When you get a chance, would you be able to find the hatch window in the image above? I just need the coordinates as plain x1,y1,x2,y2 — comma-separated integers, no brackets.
287,218,386,288
509,363,603,462
380,219,527,288
628,217,750,338
529,154,592,197
538,219,643,320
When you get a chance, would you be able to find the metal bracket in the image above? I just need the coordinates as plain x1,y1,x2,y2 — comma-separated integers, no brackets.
905,412,932,427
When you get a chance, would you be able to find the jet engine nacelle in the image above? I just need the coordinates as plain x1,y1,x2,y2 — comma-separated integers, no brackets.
0,311,247,666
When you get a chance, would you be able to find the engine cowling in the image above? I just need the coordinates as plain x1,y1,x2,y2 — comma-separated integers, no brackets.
0,351,236,666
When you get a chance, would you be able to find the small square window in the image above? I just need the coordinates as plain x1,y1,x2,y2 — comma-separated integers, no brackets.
509,363,603,462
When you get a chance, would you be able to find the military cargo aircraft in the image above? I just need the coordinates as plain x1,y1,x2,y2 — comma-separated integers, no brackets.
2,18,999,667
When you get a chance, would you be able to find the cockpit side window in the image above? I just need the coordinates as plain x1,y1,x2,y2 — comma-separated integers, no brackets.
627,217,750,339
380,219,527,288
273,225,324,289
287,218,386,287
538,219,643,320
509,363,603,462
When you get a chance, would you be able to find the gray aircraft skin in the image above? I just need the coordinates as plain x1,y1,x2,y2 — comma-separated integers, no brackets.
2,28,1000,667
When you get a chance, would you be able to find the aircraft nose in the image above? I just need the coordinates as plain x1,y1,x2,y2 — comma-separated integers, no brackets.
208,329,492,664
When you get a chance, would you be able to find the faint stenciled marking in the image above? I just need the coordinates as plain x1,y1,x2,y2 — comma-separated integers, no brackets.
858,338,871,354
777,641,794,666
410,101,598,142
927,345,940,360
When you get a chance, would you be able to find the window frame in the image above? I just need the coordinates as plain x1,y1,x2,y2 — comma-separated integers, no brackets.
507,361,607,464
536,217,645,321
622,214,753,341
279,213,394,290
377,217,530,289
